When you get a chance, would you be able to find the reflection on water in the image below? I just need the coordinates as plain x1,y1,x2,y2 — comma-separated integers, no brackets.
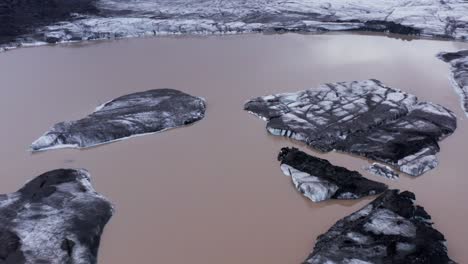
0,33,467,263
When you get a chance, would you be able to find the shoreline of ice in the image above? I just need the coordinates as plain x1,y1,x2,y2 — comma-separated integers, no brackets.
2,0,468,52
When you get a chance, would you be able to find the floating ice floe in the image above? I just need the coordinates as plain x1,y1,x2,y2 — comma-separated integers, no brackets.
278,147,387,202
0,169,113,264
438,50,468,117
365,163,399,180
305,189,455,264
31,89,206,151
245,79,457,176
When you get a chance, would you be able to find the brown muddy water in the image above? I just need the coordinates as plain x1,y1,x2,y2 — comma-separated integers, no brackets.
0,33,468,263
